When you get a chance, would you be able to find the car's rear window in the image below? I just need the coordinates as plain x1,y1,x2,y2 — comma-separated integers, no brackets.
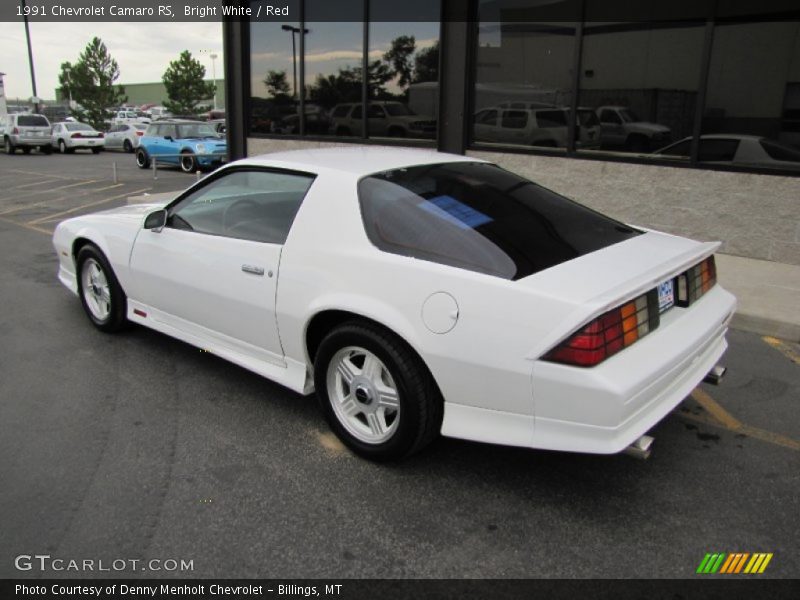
358,162,641,280
18,115,49,127
65,123,92,131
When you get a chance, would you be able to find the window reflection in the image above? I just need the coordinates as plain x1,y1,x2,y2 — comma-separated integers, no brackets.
367,18,440,140
472,0,579,150
249,0,301,136
578,21,704,155
699,20,800,171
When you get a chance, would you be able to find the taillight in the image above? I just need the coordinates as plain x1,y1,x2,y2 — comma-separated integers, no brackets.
12,127,19,134
99,132,104,138
136,131,144,136
676,256,716,306
71,132,84,138
543,290,659,367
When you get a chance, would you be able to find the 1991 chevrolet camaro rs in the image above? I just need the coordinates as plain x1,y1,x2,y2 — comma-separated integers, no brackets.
53,148,736,460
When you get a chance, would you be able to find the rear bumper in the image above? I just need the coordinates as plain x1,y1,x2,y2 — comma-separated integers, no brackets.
11,135,50,146
530,285,736,454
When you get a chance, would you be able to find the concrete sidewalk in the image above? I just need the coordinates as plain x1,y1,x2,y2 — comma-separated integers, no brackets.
128,192,799,342
716,254,800,342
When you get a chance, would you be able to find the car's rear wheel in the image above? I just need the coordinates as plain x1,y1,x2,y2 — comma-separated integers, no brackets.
314,321,442,461
22,147,31,154
76,244,127,332
4,137,15,154
40,145,52,155
91,147,101,154
180,151,197,173
136,148,150,169
58,139,67,154
123,139,133,153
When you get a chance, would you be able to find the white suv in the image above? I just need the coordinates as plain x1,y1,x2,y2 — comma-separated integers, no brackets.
2,113,53,155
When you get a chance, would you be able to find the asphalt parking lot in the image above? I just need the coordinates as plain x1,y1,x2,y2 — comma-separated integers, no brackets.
0,152,798,580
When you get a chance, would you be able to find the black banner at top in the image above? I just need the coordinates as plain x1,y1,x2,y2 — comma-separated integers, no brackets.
3,0,800,23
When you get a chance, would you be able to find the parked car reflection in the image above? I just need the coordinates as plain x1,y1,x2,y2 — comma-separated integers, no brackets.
653,134,800,170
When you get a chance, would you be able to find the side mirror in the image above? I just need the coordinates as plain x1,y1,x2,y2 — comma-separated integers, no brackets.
164,135,173,141
144,209,167,233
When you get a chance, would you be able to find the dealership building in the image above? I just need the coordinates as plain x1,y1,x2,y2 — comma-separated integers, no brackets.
221,0,800,266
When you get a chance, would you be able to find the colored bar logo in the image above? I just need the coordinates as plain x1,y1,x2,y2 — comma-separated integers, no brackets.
696,552,773,574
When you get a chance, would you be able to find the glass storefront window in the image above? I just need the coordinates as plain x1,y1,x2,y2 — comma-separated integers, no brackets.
699,19,800,172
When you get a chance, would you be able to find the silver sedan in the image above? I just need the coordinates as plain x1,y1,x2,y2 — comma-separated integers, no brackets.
104,123,148,153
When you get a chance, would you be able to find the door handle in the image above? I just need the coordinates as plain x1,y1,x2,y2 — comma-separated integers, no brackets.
241,264,265,276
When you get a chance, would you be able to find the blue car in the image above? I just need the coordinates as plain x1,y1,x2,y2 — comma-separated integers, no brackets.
135,119,227,173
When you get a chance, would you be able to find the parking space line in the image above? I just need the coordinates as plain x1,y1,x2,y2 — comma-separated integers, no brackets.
762,336,800,365
0,196,69,216
28,187,151,224
7,169,79,180
0,215,52,236
679,411,800,452
682,388,800,451
691,388,742,430
13,178,66,189
0,179,99,201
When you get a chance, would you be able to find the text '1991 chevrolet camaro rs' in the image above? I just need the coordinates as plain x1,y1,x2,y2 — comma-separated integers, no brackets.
53,148,736,461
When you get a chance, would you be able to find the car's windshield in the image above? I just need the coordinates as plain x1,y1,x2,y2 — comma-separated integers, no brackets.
177,124,220,139
619,109,640,123
65,123,93,131
384,103,415,116
133,123,148,130
359,162,641,280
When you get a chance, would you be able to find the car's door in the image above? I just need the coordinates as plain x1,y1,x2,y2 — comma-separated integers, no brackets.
367,104,388,136
498,110,529,144
129,168,316,358
105,125,120,148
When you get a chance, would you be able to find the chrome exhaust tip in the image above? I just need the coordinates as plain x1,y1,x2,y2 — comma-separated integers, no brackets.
623,435,654,460
703,365,727,386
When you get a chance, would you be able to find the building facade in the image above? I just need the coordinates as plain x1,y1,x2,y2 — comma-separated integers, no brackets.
223,0,800,265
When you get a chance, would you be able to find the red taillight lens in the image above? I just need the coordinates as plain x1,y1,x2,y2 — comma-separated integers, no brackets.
12,127,19,134
99,132,104,138
543,291,659,367
71,132,83,138
136,131,144,136
677,256,717,307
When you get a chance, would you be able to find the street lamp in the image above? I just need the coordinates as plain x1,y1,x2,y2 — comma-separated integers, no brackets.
64,66,73,110
281,24,309,99
209,53,218,110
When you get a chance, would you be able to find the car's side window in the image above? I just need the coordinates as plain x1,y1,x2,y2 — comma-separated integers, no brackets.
600,109,621,124
161,125,177,139
167,170,316,244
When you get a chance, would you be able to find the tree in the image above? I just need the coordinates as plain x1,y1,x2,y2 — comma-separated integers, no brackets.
60,38,127,130
413,41,439,83
263,70,291,101
383,35,416,88
162,50,216,115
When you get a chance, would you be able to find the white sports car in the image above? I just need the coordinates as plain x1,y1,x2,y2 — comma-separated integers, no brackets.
52,148,736,461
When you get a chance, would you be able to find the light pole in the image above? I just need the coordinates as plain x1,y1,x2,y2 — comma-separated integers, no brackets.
209,53,218,110
281,25,309,99
21,0,39,113
64,66,73,110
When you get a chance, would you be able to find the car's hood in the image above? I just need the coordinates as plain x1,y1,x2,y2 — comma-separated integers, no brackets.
95,201,173,220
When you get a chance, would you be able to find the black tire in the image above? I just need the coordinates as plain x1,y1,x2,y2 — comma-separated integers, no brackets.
123,139,133,153
314,321,443,461
387,126,406,138
58,139,67,154
40,145,52,155
22,147,32,154
180,151,197,173
91,147,101,154
136,148,151,169
4,137,15,154
75,244,128,332
335,126,352,136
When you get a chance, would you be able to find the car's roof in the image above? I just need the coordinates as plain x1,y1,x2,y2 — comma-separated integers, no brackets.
239,147,485,176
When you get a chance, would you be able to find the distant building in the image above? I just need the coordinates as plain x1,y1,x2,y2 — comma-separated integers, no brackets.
54,80,225,110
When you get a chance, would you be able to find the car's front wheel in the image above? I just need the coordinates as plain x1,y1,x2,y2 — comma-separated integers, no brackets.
180,151,197,173
136,148,150,169
314,321,442,461
76,244,128,332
